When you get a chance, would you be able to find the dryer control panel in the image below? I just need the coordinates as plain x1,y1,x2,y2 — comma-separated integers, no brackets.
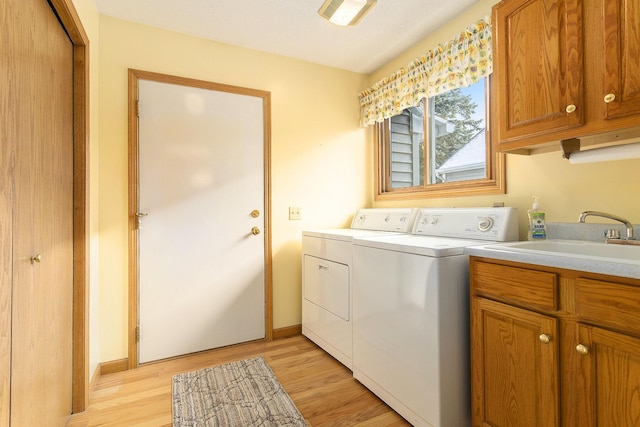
350,208,419,232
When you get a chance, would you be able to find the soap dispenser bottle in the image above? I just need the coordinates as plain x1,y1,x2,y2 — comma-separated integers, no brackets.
528,196,547,240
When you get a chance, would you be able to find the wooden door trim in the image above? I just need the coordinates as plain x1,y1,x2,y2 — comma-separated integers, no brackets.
127,69,273,369
49,0,91,414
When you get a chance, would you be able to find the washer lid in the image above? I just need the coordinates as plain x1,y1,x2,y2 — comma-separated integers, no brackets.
353,234,488,257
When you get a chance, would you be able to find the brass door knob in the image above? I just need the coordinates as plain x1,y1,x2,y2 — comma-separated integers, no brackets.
604,93,616,103
576,344,589,355
30,254,42,264
251,226,261,235
565,104,576,114
539,334,551,344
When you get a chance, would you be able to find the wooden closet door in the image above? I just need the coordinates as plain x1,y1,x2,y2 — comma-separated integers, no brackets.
7,0,75,424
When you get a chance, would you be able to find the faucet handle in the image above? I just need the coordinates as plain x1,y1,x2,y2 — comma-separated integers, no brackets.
605,229,620,239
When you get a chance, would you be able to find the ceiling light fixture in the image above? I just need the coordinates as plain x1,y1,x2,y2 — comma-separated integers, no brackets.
318,0,377,27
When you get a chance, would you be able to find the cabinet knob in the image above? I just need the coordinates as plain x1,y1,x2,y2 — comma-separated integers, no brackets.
565,104,576,114
576,344,589,355
539,334,551,344
604,93,616,103
30,254,42,264
250,209,260,218
251,226,261,235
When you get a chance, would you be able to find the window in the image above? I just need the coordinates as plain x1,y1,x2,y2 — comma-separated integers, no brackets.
359,17,503,199
376,77,504,199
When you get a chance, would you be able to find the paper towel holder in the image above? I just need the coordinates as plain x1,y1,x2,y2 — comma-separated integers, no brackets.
560,138,640,163
560,138,581,159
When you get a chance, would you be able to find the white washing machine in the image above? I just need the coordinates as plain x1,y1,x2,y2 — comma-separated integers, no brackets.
352,207,518,427
302,208,418,369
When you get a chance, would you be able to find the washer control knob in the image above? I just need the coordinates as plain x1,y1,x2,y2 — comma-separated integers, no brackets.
478,217,494,232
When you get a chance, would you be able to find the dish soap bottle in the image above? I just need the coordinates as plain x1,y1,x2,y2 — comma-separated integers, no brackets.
528,196,547,240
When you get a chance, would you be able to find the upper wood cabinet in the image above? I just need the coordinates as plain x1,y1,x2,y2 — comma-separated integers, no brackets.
492,0,640,152
492,0,584,145
603,0,640,120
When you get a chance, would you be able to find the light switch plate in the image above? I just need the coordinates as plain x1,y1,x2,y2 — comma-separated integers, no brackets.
289,206,301,220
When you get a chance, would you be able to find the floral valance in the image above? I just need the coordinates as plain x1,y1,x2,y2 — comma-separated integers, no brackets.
358,17,493,127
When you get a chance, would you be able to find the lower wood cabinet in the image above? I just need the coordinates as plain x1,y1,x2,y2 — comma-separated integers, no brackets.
471,298,559,427
470,257,640,427
575,324,640,427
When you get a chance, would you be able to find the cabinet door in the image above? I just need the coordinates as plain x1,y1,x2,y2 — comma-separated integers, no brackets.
575,324,640,426
492,0,583,144
471,297,559,427
602,0,640,119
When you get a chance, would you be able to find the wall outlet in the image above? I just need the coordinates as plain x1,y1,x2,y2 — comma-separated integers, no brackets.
289,206,301,220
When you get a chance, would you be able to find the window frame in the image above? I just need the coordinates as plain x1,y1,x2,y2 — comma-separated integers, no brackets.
374,77,505,200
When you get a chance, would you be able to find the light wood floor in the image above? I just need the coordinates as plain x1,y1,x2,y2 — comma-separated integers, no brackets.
67,335,411,426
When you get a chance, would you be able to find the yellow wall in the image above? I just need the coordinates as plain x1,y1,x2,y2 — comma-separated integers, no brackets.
368,0,640,237
97,16,370,361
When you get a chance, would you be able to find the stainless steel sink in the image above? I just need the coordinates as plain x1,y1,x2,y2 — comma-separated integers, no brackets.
484,240,640,264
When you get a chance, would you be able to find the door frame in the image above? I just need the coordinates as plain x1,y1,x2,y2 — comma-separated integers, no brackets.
52,0,91,414
127,69,273,368
0,0,90,419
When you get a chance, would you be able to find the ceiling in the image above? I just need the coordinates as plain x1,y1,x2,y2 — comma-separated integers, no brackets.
93,0,482,74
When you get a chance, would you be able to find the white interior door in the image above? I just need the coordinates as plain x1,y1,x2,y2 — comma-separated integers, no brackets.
137,79,266,363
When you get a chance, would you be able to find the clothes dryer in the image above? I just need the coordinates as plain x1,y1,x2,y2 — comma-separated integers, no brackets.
302,208,418,369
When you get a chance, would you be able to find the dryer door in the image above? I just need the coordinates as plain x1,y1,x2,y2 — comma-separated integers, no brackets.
303,255,349,320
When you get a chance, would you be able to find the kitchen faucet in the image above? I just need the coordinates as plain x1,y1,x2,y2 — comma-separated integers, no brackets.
578,210,637,243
